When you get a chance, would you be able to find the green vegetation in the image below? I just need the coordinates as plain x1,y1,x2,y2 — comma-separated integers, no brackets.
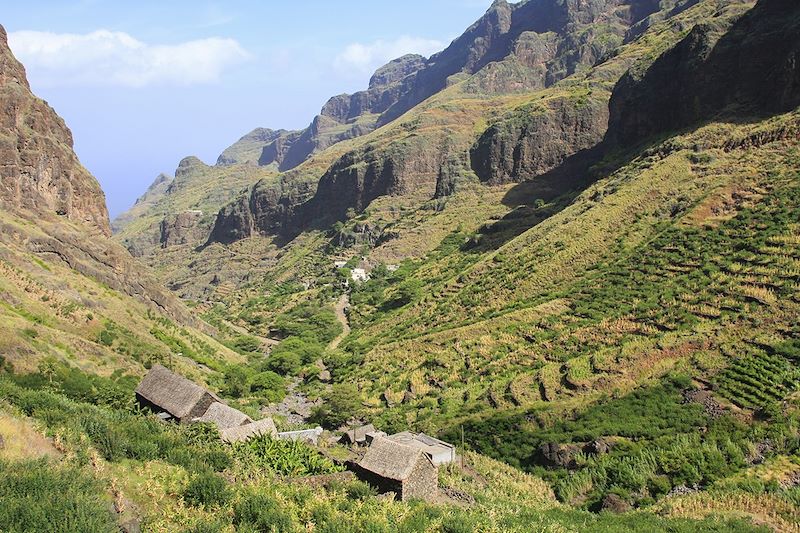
0,459,117,533
232,435,342,477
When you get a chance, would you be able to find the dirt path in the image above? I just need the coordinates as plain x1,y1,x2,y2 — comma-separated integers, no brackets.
328,293,350,350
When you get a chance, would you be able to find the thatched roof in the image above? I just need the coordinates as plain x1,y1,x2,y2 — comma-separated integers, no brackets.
135,365,219,420
221,418,278,443
358,437,431,481
341,423,376,444
194,402,252,430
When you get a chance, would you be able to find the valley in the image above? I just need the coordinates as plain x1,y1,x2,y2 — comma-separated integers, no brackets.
0,0,798,531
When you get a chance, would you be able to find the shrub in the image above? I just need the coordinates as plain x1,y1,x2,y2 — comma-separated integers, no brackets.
233,491,293,532
310,383,362,429
249,371,286,403
345,480,377,501
183,471,231,507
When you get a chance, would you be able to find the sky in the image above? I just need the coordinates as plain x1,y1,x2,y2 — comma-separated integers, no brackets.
3,1,494,218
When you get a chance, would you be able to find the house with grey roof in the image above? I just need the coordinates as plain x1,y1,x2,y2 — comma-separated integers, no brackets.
135,365,221,424
386,432,458,465
339,423,384,446
354,437,438,501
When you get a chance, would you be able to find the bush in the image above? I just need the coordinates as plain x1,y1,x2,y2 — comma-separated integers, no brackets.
249,371,286,403
0,459,117,533
183,471,231,507
233,491,293,532
345,480,377,501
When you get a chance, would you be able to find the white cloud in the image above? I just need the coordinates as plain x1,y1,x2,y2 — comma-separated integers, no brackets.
8,30,250,87
334,36,444,76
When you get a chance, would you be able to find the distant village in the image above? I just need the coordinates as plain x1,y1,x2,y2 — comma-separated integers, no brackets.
136,365,458,501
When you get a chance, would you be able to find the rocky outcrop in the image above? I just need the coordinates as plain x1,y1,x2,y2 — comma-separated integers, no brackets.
217,128,289,166
607,0,800,148
265,55,429,172
470,96,609,184
0,24,110,236
207,173,317,244
159,211,205,247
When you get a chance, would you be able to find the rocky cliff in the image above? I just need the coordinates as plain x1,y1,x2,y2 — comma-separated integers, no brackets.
607,0,800,148
471,96,609,185
0,24,203,327
0,24,110,236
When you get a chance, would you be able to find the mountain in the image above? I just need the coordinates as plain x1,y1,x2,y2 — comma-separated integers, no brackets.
0,24,110,237
204,0,703,246
0,23,240,381
27,0,799,529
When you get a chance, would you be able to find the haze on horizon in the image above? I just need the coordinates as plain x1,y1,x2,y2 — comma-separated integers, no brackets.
3,1,493,218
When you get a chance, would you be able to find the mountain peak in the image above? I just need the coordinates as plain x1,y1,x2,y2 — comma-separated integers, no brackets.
368,54,427,89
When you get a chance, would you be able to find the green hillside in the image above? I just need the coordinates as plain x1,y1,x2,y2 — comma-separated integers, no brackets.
2,0,799,531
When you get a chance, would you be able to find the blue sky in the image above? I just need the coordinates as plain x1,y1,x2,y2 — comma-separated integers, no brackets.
3,1,493,217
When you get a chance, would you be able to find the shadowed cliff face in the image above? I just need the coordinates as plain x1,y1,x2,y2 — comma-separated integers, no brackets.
0,24,111,236
471,96,609,185
606,0,800,148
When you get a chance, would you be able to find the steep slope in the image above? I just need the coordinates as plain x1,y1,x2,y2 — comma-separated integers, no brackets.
337,0,799,457
0,24,239,381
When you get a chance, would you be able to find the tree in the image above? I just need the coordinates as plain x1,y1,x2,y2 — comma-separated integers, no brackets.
310,383,362,429
249,371,286,403
224,366,251,398
37,357,57,384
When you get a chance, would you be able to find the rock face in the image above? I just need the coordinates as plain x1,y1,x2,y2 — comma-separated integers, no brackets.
207,0,677,245
225,0,670,176
159,211,205,247
0,24,202,328
471,96,609,184
259,54,429,172
0,24,110,236
607,0,800,148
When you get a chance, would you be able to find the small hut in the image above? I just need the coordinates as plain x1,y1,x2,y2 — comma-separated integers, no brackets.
354,437,438,501
339,424,380,446
194,402,252,430
135,365,220,423
221,418,278,443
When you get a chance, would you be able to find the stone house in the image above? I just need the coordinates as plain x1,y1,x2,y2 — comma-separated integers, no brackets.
354,437,438,501
339,424,383,446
